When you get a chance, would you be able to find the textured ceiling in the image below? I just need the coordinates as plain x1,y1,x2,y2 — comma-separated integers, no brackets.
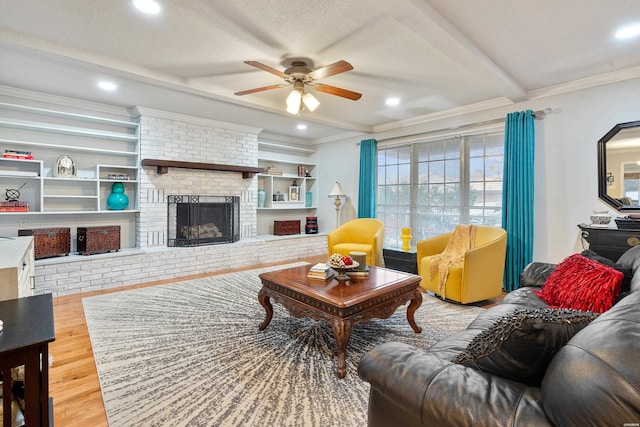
1,0,639,143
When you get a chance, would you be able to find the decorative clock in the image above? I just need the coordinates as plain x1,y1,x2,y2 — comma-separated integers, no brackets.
53,155,77,177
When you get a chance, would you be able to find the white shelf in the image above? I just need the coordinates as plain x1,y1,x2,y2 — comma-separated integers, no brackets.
0,210,140,215
43,177,97,182
0,172,40,178
43,195,98,199
259,206,316,210
258,141,315,154
0,102,139,128
258,172,314,179
0,117,138,141
0,138,138,156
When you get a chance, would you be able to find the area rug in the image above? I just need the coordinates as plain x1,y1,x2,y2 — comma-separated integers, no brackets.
83,263,485,427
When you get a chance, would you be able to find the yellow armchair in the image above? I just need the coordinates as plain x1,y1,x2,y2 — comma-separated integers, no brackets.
327,218,385,267
417,225,507,304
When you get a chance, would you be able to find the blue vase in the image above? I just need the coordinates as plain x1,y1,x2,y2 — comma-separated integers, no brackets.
258,189,266,207
107,182,129,210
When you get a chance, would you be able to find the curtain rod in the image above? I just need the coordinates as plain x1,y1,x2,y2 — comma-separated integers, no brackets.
375,107,553,144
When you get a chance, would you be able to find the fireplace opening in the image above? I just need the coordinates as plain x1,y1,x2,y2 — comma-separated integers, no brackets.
167,195,240,247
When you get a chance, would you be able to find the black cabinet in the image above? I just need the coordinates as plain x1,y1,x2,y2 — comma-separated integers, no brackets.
383,247,418,274
578,224,640,261
0,294,55,427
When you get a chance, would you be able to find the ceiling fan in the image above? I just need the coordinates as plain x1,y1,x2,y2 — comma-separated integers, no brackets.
234,59,362,115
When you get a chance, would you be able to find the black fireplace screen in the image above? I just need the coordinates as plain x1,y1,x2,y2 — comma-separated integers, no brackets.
167,195,240,247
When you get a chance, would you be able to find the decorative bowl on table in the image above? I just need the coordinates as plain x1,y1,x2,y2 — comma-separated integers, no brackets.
590,214,611,226
328,254,360,281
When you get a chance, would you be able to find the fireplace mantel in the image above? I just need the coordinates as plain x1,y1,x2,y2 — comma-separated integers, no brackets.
141,159,264,178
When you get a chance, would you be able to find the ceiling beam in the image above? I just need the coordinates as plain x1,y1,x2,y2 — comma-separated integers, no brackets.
376,0,529,103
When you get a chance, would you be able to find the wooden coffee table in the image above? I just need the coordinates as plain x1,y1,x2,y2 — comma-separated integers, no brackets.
258,265,423,378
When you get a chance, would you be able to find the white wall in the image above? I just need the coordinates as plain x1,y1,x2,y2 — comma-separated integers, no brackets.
314,78,640,264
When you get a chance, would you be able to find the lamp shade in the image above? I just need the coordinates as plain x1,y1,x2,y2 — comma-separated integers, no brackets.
286,89,302,114
302,92,320,112
328,181,346,197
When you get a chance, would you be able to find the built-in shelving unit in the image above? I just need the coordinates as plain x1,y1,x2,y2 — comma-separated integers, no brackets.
0,101,139,214
0,95,140,250
257,141,318,235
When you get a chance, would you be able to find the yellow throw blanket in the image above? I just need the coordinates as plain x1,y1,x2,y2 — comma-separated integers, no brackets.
429,224,477,299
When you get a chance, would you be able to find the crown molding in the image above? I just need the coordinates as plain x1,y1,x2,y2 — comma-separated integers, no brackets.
132,106,263,134
372,98,513,133
528,66,640,99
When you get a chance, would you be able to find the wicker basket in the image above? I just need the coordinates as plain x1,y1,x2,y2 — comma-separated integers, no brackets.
274,220,300,235
615,217,640,230
77,226,121,255
18,228,70,259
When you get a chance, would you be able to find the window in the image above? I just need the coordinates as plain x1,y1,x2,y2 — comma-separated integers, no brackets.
377,132,504,247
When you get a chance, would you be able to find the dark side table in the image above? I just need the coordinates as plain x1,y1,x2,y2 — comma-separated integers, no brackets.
578,224,640,261
0,293,55,427
383,246,418,274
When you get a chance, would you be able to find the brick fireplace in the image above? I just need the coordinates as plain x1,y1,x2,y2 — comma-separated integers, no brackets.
136,108,260,248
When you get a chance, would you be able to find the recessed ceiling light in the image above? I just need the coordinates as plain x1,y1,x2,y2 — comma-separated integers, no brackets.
385,97,400,106
132,0,160,15
297,124,307,130
98,81,117,92
615,23,640,39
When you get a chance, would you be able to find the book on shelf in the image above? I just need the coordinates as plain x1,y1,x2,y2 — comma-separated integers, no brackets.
0,201,29,211
347,265,370,277
0,207,29,212
3,150,34,160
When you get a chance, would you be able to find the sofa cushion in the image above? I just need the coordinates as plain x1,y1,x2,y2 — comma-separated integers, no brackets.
616,244,640,293
580,249,632,293
533,253,623,313
455,308,598,386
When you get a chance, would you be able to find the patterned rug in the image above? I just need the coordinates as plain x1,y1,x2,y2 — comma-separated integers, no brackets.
83,263,485,427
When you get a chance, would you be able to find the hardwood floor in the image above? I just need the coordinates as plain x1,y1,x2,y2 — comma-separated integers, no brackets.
48,256,502,426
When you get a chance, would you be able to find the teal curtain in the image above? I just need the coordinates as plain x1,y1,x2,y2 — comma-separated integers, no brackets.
502,110,535,292
358,139,377,218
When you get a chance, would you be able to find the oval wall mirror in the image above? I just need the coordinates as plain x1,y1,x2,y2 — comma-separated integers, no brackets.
598,120,640,212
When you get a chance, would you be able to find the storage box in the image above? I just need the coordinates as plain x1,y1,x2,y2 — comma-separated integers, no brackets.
274,220,300,236
18,228,70,259
77,225,121,255
615,217,640,230
383,247,419,274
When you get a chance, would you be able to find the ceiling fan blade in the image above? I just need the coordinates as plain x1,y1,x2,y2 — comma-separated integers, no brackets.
244,61,288,78
314,84,362,101
307,60,353,80
234,84,288,96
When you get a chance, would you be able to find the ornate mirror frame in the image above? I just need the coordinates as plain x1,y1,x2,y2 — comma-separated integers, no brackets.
598,120,640,212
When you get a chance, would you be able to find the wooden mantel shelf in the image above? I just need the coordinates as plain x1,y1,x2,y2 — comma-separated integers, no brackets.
141,159,264,178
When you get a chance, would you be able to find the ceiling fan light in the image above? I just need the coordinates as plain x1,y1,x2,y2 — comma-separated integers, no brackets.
286,103,300,115
302,93,320,112
286,89,302,114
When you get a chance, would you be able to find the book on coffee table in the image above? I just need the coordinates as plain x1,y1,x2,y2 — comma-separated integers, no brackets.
347,265,370,277
308,263,336,280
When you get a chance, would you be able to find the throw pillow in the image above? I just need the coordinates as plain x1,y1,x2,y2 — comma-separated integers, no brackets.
580,249,632,293
455,308,599,386
534,253,623,313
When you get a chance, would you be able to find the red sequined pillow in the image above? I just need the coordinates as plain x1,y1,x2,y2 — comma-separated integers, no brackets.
534,254,623,313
